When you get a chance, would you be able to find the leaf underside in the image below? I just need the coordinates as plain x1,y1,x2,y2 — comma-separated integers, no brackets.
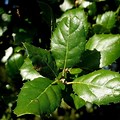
73,69,120,105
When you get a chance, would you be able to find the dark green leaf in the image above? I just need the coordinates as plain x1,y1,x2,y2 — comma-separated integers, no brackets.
86,34,120,68
6,53,24,78
20,58,43,80
51,15,86,68
23,43,57,79
38,1,55,31
80,50,100,70
14,77,62,116
73,69,120,105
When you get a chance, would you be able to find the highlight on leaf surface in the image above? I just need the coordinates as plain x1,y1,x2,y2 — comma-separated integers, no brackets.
73,69,120,106
86,34,120,68
51,15,86,69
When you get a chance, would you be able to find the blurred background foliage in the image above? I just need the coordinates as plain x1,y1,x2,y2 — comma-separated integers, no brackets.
0,0,120,119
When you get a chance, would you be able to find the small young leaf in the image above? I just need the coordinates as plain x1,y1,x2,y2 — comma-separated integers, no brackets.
73,69,120,105
20,58,43,80
86,34,120,68
51,16,86,69
14,77,62,116
96,11,116,30
23,43,57,79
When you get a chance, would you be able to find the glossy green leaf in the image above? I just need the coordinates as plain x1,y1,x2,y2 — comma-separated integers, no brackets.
20,58,43,81
96,11,116,30
14,77,62,116
59,8,89,35
23,43,57,79
51,15,86,68
86,34,120,68
6,53,24,78
73,69,120,105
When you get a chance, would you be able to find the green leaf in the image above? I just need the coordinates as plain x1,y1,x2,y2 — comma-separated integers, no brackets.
69,68,82,75
73,69,120,105
14,77,62,116
51,15,86,68
23,43,57,79
80,50,100,70
59,8,89,35
20,58,43,80
96,11,116,30
86,34,120,68
70,93,85,109
6,53,24,78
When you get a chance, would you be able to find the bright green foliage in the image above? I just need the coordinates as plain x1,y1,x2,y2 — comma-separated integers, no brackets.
73,70,120,105
11,3,120,118
20,58,43,80
14,77,62,116
96,11,116,31
59,8,89,35
51,16,86,69
86,34,120,67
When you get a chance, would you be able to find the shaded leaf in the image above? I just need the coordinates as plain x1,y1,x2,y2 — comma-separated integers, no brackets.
80,50,100,70
20,58,43,81
86,34,120,68
73,69,120,105
6,53,24,78
14,77,62,116
23,43,57,79
51,15,86,68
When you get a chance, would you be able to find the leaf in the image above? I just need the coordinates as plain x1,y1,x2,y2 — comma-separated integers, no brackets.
79,50,100,70
51,15,86,68
70,93,85,109
86,34,120,68
14,77,62,116
59,8,89,35
20,58,43,81
96,11,116,30
73,69,120,105
23,43,57,79
6,53,24,78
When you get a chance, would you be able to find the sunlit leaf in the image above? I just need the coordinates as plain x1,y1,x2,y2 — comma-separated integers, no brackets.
86,34,120,68
73,69,120,105
20,58,43,81
96,11,116,30
51,13,86,68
